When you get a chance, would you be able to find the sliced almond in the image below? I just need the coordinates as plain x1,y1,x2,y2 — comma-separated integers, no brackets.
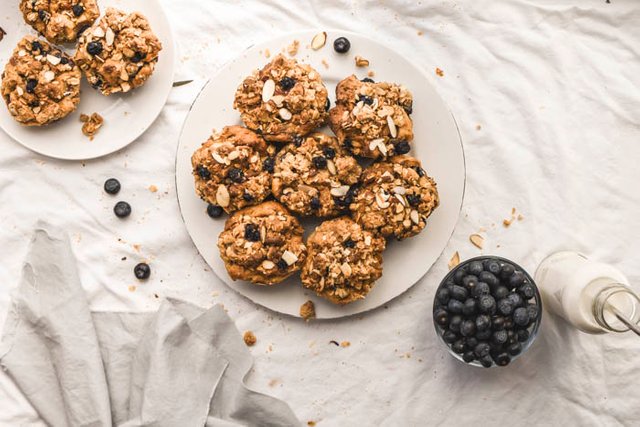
18,50,26,57
260,225,266,243
281,250,298,266
393,186,406,195
410,210,420,224
262,79,275,102
43,71,55,83
297,184,316,195
278,108,292,121
469,233,484,249
211,151,228,165
227,150,240,161
387,115,397,138
376,193,390,209
395,194,406,206
395,203,404,214
46,54,61,65
244,241,253,249
105,28,115,46
216,185,230,208
378,141,388,156
270,95,285,107
93,27,105,38
327,159,337,175
340,262,352,277
448,251,460,270
364,235,372,246
16,87,24,96
311,32,327,50
262,260,275,270
330,185,351,197
403,219,412,228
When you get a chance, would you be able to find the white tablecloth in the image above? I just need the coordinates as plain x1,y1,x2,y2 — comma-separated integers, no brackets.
1,0,639,425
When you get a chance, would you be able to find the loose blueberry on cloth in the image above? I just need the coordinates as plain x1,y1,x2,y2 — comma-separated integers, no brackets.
0,224,299,427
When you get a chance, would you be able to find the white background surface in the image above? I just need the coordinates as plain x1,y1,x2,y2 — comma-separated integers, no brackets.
1,0,639,425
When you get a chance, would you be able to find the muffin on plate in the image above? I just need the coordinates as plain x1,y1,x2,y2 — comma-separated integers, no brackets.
218,201,307,285
191,126,275,214
20,0,100,44
329,75,414,158
1,36,81,126
272,132,362,217
74,8,162,95
301,217,386,305
350,155,439,240
233,54,329,143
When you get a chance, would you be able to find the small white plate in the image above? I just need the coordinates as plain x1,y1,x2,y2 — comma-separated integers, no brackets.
176,31,466,319
0,0,175,160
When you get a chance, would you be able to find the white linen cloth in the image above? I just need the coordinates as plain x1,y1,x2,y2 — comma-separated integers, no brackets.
1,0,639,425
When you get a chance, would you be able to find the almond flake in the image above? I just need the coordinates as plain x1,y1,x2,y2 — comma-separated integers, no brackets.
260,225,266,243
279,108,292,121
43,70,55,82
448,251,460,270
410,210,420,224
281,250,298,266
46,54,61,65
340,262,352,277
262,260,275,270
387,116,397,138
18,50,26,57
105,28,115,46
378,142,388,156
211,151,228,165
469,233,484,249
270,95,285,107
16,87,24,96
393,186,406,195
330,185,350,197
395,194,406,206
227,151,240,161
262,79,275,102
311,31,327,50
364,235,372,246
93,27,105,38
403,219,412,228
216,185,230,208
376,193,390,209
395,203,404,213
327,159,337,175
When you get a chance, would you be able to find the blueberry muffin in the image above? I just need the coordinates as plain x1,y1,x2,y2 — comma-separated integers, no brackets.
301,217,386,305
233,54,329,143
329,75,414,158
272,132,362,217
218,201,307,285
74,8,162,95
1,36,80,126
192,126,276,214
20,0,100,44
350,156,439,240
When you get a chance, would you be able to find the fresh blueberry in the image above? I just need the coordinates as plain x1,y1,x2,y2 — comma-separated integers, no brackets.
462,275,478,288
263,157,275,173
451,340,466,354
322,146,336,159
196,165,211,180
507,330,517,344
434,308,448,326
404,104,413,115
519,283,536,299
507,342,522,356
31,40,43,52
244,224,260,242
279,77,296,91
462,351,475,363
442,330,457,344
474,342,491,358
479,355,493,368
516,329,530,342
134,263,151,280
491,316,505,330
497,298,514,316
361,77,375,83
462,298,477,316
72,4,84,16
104,178,121,194
493,353,511,367
343,238,356,248
131,51,145,63
468,261,484,276
91,78,103,89
38,9,47,20
526,304,539,322
60,56,69,65
447,299,463,314
293,135,304,146
242,192,254,202
333,37,351,53
76,23,91,37
310,196,321,210
466,337,479,349
479,271,499,288
472,282,491,298
460,320,476,337
509,271,526,288
507,292,524,308
25,78,38,94
450,285,468,301
277,258,288,270
114,201,131,218
492,329,508,345
415,167,426,177
29,100,40,108
358,95,373,105
405,194,421,207
478,295,497,314
513,307,530,326
313,156,327,169
227,168,244,183
476,329,492,340
87,41,103,56
436,288,450,305
343,138,353,151
494,285,510,300
475,314,491,331
486,260,501,275
453,269,467,285
207,204,223,218
394,140,411,155
449,315,463,332
500,263,515,279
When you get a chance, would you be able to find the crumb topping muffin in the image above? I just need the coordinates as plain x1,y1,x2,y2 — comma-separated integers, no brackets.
233,54,329,143
301,217,385,305
218,201,307,285
74,8,162,95
191,126,275,213
20,0,100,44
350,156,439,240
329,75,414,158
272,132,362,217
1,36,80,126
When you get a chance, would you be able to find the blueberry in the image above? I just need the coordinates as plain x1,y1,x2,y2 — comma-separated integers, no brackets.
462,351,475,363
491,316,506,330
277,258,288,270
442,330,458,344
393,140,411,155
312,156,327,169
466,337,478,349
358,95,373,105
242,192,254,202
434,308,448,326
478,295,497,314
504,318,514,330
476,329,492,340
519,283,536,300
492,329,508,345
468,261,484,276
526,304,539,322
436,288,450,305
72,4,84,16
325,97,331,111
479,355,493,368
460,320,476,337
450,285,468,301
322,146,336,159
131,51,145,63
507,342,522,356
31,40,43,52
134,263,151,280
263,157,275,173
207,204,223,218
196,165,211,180
91,78,103,89
227,168,244,183
343,138,353,151
343,238,356,248
415,167,426,177
333,37,351,53
76,23,91,37
497,298,514,316
25,78,38,94
479,271,499,288
493,353,511,367
404,104,413,115
486,260,501,275
87,41,103,56
472,282,491,298
513,307,530,326
60,57,69,65
500,263,515,279
451,340,466,354
114,201,131,218
293,135,304,146
453,269,467,285
361,77,375,83
474,342,491,358
507,330,517,344
405,194,421,207
104,178,121,194
244,224,260,242
38,9,47,20
509,271,526,288
462,298,477,316
494,285,509,300
462,275,478,288
516,329,530,342
449,315,463,332
279,77,296,91
447,299,463,314
507,292,524,308
29,100,40,108
310,196,321,210
475,314,491,331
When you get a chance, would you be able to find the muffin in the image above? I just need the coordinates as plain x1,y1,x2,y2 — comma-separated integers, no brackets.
191,126,275,214
233,54,329,143
272,132,362,217
350,156,439,240
329,75,414,158
301,217,386,305
20,0,100,44
218,201,307,285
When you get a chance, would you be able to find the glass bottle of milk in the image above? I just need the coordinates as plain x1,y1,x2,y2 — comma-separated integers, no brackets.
535,251,640,334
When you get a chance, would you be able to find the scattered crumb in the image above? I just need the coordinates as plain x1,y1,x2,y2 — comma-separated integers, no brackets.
435,67,444,77
133,244,141,252
128,285,136,292
0,27,6,42
287,39,300,56
329,340,339,346
80,113,104,141
211,291,219,297
243,331,257,346
367,70,375,78
518,214,524,221
154,293,159,298
511,207,516,215
417,30,424,36
340,341,351,348
476,124,482,130
307,422,316,427
469,233,484,249
448,251,460,270
503,218,512,227
148,185,158,193
321,59,329,69
503,207,522,227
355,56,370,67
121,256,127,261
264,48,271,58
268,378,280,387
300,300,316,321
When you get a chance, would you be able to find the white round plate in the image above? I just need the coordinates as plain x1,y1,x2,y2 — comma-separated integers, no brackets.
0,0,175,160
176,31,465,319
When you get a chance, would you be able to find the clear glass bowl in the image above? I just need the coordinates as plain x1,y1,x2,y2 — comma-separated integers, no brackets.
433,256,543,368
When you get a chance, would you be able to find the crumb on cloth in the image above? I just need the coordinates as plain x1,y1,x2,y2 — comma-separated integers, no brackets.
243,331,256,346
80,112,104,140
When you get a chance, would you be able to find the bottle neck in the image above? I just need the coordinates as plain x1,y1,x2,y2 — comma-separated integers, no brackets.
593,284,640,333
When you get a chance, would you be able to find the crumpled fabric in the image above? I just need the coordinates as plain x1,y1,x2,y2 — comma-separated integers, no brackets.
1,0,639,425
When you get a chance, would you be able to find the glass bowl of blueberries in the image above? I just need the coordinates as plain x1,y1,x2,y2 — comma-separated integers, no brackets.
433,256,542,368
